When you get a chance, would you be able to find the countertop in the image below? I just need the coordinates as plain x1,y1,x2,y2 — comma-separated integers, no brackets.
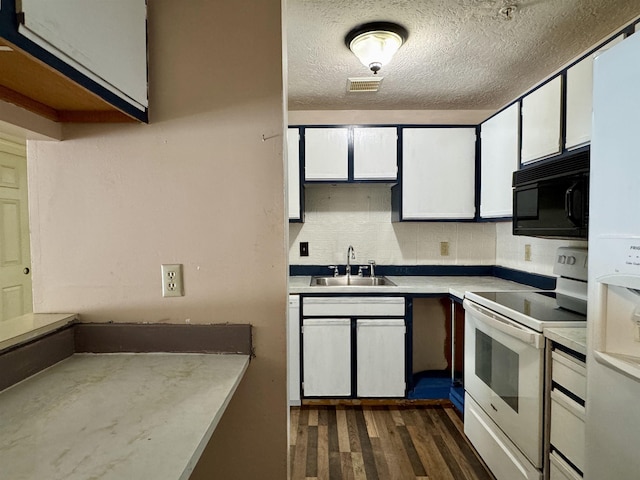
0,353,249,480
289,275,539,299
0,313,78,351
545,327,587,356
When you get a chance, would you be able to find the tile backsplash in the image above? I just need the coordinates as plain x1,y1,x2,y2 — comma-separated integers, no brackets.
495,222,588,276
289,184,588,277
289,185,496,267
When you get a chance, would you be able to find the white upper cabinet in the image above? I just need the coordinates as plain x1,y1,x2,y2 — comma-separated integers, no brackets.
18,0,148,111
521,76,562,164
565,35,624,150
402,128,476,219
480,104,519,218
353,127,398,180
304,128,349,181
287,128,301,221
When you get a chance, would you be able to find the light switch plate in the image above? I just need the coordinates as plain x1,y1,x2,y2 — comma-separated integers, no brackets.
161,264,184,297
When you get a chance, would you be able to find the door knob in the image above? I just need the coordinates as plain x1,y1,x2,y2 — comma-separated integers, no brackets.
23,267,30,274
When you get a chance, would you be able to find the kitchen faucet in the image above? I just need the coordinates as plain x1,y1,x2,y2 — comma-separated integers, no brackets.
346,245,355,277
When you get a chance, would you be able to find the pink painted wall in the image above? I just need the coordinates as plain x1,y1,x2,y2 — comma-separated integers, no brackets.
26,0,288,477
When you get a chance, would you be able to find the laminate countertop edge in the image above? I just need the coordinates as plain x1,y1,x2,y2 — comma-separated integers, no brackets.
0,353,250,480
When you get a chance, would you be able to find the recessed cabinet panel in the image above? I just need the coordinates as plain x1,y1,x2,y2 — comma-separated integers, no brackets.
304,128,349,181
287,128,301,220
18,0,148,109
565,35,624,150
353,127,398,180
521,76,562,164
402,128,476,219
356,319,405,397
302,318,351,396
480,104,519,218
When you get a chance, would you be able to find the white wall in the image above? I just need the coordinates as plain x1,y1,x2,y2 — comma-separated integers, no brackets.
290,185,496,267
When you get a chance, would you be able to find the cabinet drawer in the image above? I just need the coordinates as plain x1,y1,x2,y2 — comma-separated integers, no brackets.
550,389,585,473
303,297,404,317
552,350,586,400
549,452,582,480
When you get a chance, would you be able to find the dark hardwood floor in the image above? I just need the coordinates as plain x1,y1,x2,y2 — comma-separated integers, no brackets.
290,405,495,480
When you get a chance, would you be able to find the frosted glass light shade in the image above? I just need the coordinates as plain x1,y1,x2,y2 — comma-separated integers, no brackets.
345,23,407,74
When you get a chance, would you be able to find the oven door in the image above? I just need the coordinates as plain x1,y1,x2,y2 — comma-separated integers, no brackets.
463,298,545,468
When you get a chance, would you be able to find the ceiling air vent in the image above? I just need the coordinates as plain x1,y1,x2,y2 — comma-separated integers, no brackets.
347,77,383,93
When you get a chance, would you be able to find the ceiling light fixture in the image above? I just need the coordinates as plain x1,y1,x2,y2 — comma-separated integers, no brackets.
345,22,408,75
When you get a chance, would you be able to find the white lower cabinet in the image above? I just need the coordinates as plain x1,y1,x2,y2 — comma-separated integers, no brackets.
356,319,406,397
302,318,351,397
301,297,405,398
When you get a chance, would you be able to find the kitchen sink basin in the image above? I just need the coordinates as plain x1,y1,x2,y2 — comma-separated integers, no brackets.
310,275,396,287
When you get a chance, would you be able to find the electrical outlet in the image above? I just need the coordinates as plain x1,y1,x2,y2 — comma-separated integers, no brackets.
440,241,450,256
300,241,309,257
525,244,532,262
161,264,184,297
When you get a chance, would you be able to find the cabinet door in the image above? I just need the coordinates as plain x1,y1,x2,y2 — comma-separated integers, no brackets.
565,35,624,150
288,296,301,406
287,128,301,220
357,319,405,397
480,104,519,218
302,319,351,396
402,128,476,219
353,127,398,180
304,128,349,181
18,0,147,109
521,76,562,164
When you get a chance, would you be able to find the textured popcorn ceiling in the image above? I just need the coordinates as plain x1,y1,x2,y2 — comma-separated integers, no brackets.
286,0,640,111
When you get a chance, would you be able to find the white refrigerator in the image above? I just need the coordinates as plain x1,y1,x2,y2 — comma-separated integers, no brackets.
586,31,640,479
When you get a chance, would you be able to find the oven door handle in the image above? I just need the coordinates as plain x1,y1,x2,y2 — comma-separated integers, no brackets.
463,299,544,349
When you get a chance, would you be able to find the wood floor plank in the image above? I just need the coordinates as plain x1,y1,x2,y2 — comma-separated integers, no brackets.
340,452,355,480
370,437,392,480
389,406,405,426
350,452,367,480
373,407,415,480
291,407,300,446
306,426,319,478
317,424,330,480
329,451,343,480
407,424,455,480
327,407,340,455
362,406,380,438
354,407,380,480
432,433,468,480
336,407,352,453
309,407,319,426
398,423,428,477
292,420,309,480
346,407,363,453
319,406,329,426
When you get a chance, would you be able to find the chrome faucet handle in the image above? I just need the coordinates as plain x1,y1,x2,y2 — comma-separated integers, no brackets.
328,265,339,277
358,265,369,277
368,260,376,277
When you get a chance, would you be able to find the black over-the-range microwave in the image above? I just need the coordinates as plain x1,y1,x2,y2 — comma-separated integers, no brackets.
512,151,589,239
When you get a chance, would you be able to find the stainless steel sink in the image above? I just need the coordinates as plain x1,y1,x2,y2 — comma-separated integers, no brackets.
310,275,396,287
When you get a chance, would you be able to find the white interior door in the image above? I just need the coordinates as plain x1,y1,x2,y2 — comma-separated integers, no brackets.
0,140,32,322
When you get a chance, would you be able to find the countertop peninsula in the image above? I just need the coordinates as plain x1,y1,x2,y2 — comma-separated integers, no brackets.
0,353,249,480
